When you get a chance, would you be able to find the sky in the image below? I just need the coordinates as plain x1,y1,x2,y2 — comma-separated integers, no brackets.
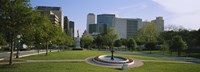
31,0,200,36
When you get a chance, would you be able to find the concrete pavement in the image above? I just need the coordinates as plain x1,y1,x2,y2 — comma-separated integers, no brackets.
0,50,57,61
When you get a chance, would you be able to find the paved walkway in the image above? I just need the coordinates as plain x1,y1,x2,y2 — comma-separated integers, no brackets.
27,60,85,62
0,50,58,61
115,51,200,64
0,59,85,65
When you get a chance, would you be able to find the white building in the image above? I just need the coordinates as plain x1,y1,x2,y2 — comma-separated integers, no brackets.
36,6,64,31
151,16,164,33
87,13,95,32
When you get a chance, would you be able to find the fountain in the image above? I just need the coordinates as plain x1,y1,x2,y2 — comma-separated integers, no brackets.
92,48,134,67
93,55,134,66
86,47,143,70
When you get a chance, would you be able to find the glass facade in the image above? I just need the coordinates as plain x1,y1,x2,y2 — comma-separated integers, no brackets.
97,14,115,33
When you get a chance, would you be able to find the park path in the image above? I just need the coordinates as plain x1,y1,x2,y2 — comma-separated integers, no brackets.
26,59,85,62
0,59,85,65
0,50,58,60
115,51,200,64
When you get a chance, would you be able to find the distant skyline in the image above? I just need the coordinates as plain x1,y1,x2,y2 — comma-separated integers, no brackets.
31,0,200,36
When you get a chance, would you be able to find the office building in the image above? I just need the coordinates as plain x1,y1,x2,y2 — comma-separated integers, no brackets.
64,16,69,35
97,14,115,33
69,21,75,38
37,10,59,25
36,6,64,31
115,18,142,39
89,24,97,34
151,16,164,33
87,13,95,32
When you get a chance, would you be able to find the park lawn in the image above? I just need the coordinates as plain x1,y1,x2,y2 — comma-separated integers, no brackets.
21,50,168,60
140,50,200,58
22,50,108,60
0,62,200,72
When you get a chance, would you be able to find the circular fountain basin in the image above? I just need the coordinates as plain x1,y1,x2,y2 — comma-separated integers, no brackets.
93,55,134,66
98,55,129,63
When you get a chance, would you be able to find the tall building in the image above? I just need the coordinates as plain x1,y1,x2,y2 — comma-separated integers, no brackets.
151,16,164,33
36,6,64,31
126,18,142,38
37,10,59,25
97,14,115,33
64,16,69,35
87,13,95,32
89,24,97,34
69,21,75,38
115,18,142,39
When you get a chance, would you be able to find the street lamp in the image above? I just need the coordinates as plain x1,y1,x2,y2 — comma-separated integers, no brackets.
16,35,21,58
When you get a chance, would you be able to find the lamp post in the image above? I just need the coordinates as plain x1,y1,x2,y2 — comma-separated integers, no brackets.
16,35,21,58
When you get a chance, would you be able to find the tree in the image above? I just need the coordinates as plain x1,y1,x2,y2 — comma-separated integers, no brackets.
145,42,156,54
103,28,119,49
120,38,127,50
127,38,137,51
162,41,169,55
0,33,7,45
136,22,157,43
81,35,93,48
136,22,157,53
103,27,119,60
0,0,35,65
93,34,104,50
114,39,122,49
171,35,188,56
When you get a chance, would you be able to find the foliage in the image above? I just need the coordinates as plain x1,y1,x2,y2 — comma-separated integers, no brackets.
0,33,7,45
114,39,122,47
93,34,104,50
136,22,157,43
170,35,188,56
81,35,93,48
120,38,127,46
161,41,169,55
0,0,35,65
103,27,119,49
127,38,137,51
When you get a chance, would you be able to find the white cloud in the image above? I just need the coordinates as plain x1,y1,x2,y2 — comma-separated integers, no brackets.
152,0,200,30
107,3,148,18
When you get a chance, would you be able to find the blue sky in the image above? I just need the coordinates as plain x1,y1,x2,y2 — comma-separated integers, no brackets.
31,0,200,36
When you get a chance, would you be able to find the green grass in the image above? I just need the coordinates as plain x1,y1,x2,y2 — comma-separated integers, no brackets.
21,50,167,60
1,50,200,72
140,50,200,58
22,50,108,60
0,62,200,72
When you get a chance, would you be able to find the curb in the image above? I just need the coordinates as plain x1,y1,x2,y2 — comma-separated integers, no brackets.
19,50,57,58
0,58,4,61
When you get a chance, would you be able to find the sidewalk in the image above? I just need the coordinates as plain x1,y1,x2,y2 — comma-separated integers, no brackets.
0,50,57,61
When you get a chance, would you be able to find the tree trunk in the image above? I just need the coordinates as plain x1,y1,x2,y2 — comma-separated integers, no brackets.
9,41,14,65
37,45,40,54
46,42,48,55
149,47,152,54
178,51,181,56
16,44,19,58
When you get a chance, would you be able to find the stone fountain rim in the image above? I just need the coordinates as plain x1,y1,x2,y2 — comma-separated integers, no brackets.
94,55,134,64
